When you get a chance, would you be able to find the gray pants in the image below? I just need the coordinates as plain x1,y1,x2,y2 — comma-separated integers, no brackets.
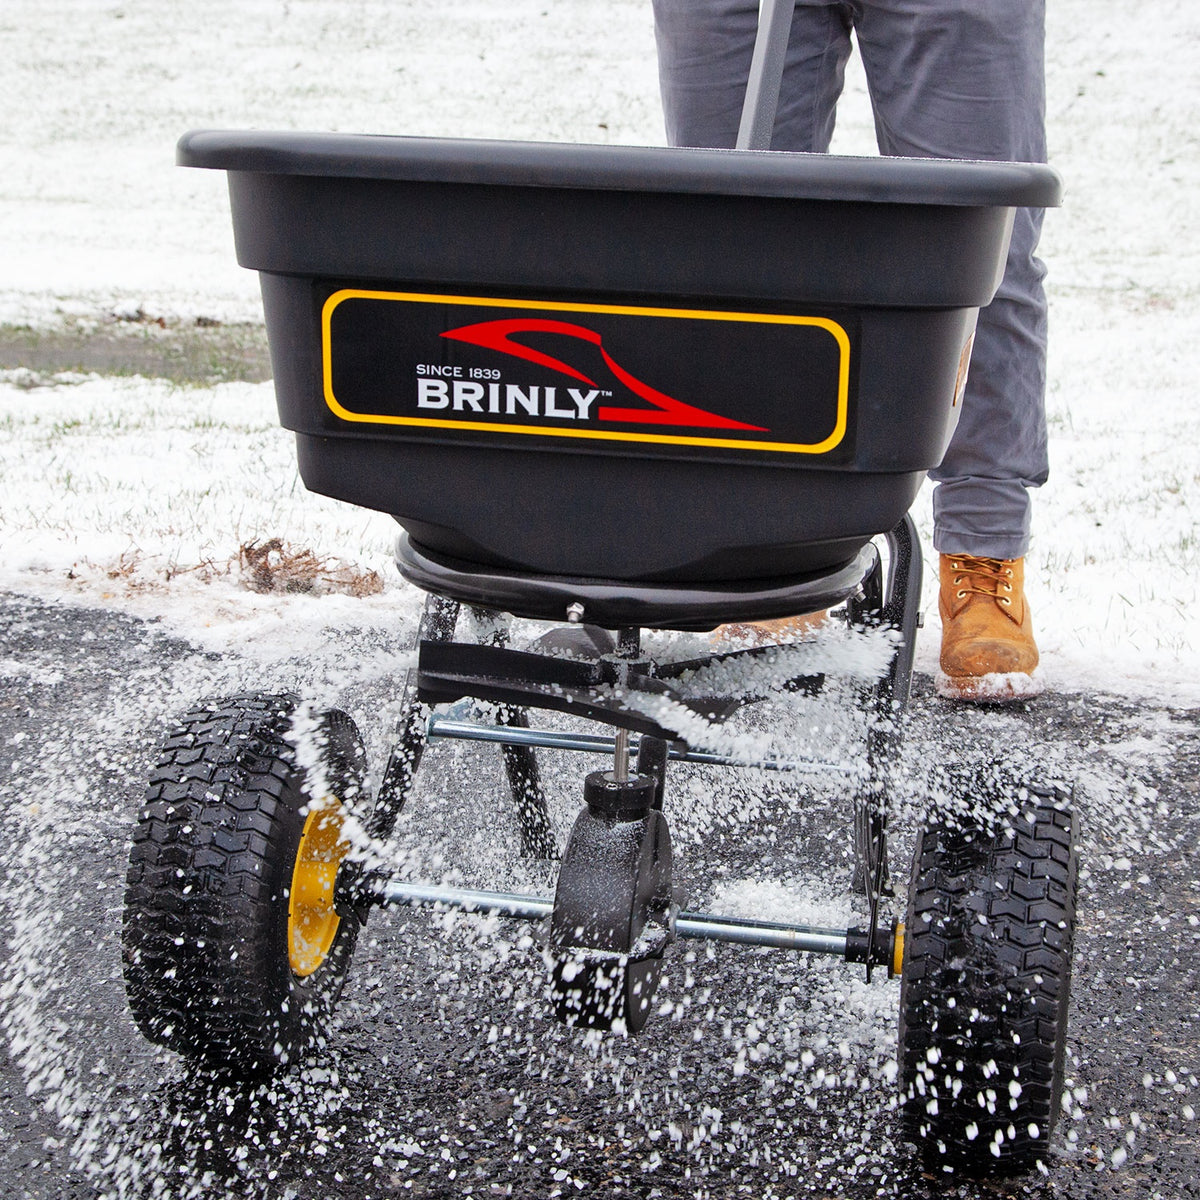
652,0,1049,559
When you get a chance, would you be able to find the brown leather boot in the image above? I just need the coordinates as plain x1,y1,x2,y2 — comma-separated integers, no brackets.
938,554,1040,701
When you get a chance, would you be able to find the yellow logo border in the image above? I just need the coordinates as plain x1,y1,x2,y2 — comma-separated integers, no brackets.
321,290,851,456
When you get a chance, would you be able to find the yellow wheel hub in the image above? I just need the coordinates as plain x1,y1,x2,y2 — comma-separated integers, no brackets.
288,801,351,977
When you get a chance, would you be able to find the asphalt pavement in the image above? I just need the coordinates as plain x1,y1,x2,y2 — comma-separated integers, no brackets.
0,592,1197,1200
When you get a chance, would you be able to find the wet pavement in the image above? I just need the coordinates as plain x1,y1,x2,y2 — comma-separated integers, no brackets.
0,592,1197,1199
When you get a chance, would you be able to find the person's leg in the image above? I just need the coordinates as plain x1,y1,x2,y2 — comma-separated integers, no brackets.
652,0,853,152
855,0,1048,698
928,206,1047,560
855,0,1047,554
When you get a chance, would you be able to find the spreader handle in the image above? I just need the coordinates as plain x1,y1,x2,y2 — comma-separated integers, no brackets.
736,0,799,151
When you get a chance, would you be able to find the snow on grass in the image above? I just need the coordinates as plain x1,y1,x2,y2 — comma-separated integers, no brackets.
0,372,425,665
0,0,664,326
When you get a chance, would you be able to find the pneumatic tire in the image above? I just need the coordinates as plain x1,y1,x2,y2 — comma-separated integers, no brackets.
122,693,368,1075
898,774,1078,1174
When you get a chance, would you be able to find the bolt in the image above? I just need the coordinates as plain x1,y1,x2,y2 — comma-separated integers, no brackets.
613,728,630,782
566,602,585,624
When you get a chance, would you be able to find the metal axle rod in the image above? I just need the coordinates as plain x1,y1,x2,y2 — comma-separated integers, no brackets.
425,714,860,778
358,876,898,970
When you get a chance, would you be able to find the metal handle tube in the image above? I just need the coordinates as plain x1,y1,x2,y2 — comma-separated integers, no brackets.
736,0,799,151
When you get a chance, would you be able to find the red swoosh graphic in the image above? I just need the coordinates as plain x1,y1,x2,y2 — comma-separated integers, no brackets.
440,318,767,432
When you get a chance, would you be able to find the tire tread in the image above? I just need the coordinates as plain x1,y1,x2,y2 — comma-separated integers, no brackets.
121,694,364,1074
899,780,1078,1174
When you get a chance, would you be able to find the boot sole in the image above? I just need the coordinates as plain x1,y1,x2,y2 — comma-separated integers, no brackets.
935,669,1042,703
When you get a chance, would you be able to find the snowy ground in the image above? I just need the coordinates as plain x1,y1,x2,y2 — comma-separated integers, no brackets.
0,2,1198,1198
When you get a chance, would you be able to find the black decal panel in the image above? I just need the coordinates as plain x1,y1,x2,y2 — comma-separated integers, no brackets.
322,290,856,462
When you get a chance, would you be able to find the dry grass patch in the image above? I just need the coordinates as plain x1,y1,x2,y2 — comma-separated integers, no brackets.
238,538,384,597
